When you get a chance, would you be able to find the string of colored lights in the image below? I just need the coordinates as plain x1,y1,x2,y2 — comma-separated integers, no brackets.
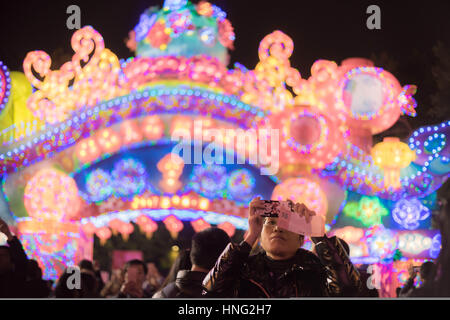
0,61,11,113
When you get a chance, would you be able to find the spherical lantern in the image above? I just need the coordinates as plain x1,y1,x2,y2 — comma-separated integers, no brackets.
191,218,211,233
95,226,112,245
111,158,148,197
371,137,416,190
218,221,235,238
392,198,430,230
81,222,97,237
163,215,184,239
336,66,405,134
189,165,227,198
271,178,328,217
95,128,122,154
270,106,346,170
142,115,164,140
226,169,255,202
75,137,101,164
24,168,81,221
85,168,113,202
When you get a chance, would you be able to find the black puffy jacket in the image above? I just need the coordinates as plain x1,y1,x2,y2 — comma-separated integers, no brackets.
153,270,207,298
203,236,364,298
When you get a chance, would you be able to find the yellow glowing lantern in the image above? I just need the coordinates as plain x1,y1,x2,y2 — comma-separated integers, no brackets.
75,137,101,163
142,115,164,140
371,137,416,190
95,128,122,154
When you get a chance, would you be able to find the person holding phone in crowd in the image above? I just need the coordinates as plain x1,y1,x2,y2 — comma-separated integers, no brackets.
202,197,364,297
399,261,436,297
118,259,154,298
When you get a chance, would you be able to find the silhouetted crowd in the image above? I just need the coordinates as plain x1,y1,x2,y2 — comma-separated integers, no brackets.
1,194,449,298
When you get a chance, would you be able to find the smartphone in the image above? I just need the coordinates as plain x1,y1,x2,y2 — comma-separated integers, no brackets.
258,200,325,237
413,266,421,273
258,200,294,217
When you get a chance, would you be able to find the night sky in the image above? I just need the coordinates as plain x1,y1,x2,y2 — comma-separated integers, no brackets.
1,0,449,126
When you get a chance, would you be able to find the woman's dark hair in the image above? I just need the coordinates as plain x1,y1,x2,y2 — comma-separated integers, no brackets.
159,248,192,289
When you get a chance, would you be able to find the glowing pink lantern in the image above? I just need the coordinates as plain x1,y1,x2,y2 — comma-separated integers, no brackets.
120,120,143,145
75,137,101,164
136,215,158,238
271,178,328,217
270,106,345,169
95,226,112,245
137,217,158,239
81,222,97,237
218,222,236,238
108,218,123,236
95,128,122,154
142,115,164,140
24,168,81,221
163,215,184,239
191,218,211,233
119,222,134,241
336,60,408,135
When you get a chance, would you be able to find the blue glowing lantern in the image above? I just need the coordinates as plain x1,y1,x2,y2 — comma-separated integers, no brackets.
111,158,148,198
188,164,227,198
226,169,255,202
85,168,114,202
392,198,430,230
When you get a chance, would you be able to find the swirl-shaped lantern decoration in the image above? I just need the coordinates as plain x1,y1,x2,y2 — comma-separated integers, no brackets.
392,198,430,230
24,168,81,221
271,178,328,217
241,30,301,112
23,26,123,124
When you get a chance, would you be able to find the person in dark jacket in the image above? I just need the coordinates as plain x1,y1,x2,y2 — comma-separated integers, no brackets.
203,197,364,298
0,218,29,298
399,261,436,297
153,227,231,298
23,259,50,298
